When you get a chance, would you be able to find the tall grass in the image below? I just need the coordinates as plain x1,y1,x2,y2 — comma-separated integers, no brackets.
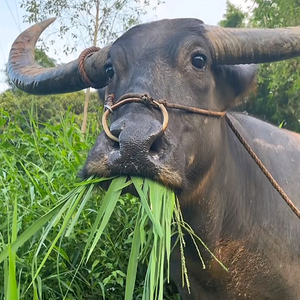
0,102,180,299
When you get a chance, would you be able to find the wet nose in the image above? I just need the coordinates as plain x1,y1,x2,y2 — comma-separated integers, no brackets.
109,113,163,160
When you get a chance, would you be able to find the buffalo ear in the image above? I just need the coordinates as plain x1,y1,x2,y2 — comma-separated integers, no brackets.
213,64,258,107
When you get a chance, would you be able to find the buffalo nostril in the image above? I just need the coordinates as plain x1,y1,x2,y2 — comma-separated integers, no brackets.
111,140,120,149
109,128,121,149
150,136,163,154
107,129,120,149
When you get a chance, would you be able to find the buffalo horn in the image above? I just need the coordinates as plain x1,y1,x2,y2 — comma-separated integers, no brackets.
7,18,110,95
204,25,300,65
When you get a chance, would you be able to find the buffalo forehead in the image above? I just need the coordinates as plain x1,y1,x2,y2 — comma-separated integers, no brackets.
110,18,210,64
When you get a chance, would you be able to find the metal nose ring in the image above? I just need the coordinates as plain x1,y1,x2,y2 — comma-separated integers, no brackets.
102,97,169,142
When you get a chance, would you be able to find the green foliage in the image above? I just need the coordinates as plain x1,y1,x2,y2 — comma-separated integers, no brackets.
34,48,56,67
219,1,248,28
0,89,102,126
1,106,93,299
240,0,300,132
241,60,300,132
20,0,163,53
220,1,300,132
251,0,300,28
0,92,179,299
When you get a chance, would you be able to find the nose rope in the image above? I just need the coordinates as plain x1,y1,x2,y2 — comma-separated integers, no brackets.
101,93,300,220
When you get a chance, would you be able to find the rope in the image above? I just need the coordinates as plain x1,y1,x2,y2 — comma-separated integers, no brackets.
78,46,101,87
156,100,226,117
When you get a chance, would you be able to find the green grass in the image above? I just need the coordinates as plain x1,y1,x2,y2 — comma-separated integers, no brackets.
0,100,226,300
0,103,181,299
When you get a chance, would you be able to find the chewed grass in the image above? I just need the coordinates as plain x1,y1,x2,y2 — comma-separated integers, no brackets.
1,176,227,300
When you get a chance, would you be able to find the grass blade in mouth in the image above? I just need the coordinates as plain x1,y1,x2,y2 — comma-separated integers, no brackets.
84,176,132,262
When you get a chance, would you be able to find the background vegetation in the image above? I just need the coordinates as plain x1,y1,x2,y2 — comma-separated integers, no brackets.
0,99,178,299
1,0,300,299
220,0,300,132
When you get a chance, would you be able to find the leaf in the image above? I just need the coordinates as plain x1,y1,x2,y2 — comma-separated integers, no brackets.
131,177,163,238
0,201,65,264
84,177,131,262
125,207,141,300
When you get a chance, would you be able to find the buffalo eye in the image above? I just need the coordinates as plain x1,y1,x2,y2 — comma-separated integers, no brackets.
105,64,114,79
192,53,207,70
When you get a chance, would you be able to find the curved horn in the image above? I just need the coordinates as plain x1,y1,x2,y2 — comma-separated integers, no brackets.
203,25,300,65
8,18,110,95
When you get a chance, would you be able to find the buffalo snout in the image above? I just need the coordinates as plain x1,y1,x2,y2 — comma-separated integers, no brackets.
81,107,182,187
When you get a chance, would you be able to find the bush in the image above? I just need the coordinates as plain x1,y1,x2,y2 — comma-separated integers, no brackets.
0,89,102,127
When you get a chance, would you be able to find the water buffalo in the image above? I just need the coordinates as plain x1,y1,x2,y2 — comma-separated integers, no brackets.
8,18,300,299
